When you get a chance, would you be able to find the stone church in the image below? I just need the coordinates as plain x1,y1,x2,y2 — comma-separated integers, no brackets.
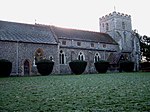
0,11,140,76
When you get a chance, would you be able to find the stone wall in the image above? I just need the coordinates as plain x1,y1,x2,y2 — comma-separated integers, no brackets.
0,41,59,75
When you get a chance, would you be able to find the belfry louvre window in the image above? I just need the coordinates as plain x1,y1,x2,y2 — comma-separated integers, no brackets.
122,22,125,29
106,23,109,31
59,50,66,64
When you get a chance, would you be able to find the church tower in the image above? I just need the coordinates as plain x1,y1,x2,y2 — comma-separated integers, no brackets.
99,11,133,52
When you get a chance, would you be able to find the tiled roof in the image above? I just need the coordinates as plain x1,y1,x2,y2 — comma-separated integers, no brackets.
0,20,57,44
107,52,124,64
51,26,118,44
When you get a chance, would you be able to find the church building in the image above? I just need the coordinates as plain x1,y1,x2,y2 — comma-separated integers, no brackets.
0,11,140,76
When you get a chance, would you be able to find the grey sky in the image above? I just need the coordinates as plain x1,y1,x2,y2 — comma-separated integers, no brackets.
0,0,150,36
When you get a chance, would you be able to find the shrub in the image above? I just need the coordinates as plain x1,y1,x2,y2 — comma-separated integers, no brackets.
140,62,150,72
36,59,54,76
119,61,134,72
94,60,109,73
0,59,12,77
69,60,87,74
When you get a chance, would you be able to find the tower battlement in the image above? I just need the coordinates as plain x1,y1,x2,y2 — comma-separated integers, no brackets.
99,11,133,52
100,11,131,22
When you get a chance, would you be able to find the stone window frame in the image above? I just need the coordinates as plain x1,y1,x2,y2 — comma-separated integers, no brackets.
34,48,44,63
78,51,85,61
59,50,66,64
106,23,109,31
94,53,101,63
102,23,104,27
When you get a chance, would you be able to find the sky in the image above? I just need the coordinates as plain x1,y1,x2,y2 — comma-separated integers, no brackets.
0,0,150,36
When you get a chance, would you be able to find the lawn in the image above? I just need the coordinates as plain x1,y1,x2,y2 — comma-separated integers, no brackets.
0,72,150,112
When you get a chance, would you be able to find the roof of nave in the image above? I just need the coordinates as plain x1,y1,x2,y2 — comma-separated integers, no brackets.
51,26,118,44
0,20,57,44
0,20,117,45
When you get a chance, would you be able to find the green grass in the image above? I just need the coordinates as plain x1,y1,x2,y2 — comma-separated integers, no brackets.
0,72,150,112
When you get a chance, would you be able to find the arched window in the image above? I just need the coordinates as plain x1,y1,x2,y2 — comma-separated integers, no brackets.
59,50,66,64
35,48,44,63
78,52,85,61
102,23,104,27
94,53,101,62
106,23,109,31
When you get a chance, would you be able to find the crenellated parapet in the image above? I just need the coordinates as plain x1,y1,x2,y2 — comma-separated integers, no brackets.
100,11,131,22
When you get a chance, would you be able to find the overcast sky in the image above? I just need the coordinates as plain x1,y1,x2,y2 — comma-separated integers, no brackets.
0,0,150,36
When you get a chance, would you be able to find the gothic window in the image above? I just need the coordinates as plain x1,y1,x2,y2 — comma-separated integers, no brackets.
59,50,66,64
91,43,94,47
106,23,109,31
78,52,85,61
35,48,44,63
122,22,125,29
62,40,66,45
77,42,81,46
94,53,101,62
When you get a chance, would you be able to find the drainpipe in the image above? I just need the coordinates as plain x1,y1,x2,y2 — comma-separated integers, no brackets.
16,41,19,75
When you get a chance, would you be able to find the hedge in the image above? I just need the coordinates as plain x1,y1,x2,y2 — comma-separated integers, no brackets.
119,61,134,72
36,59,54,76
69,60,87,74
94,60,109,73
140,62,150,72
0,59,12,77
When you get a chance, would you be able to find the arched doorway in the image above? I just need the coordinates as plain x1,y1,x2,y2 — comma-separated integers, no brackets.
24,60,30,75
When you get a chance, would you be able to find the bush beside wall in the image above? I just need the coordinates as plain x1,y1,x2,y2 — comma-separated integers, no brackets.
140,62,150,72
36,59,54,76
119,61,134,72
0,59,12,77
69,60,87,74
94,60,109,73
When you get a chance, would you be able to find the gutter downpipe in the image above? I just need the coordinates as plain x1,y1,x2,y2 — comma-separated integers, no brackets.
16,41,19,75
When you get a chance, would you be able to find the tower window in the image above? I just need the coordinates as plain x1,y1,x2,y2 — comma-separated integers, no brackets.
122,22,125,29
102,23,104,27
106,23,109,31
